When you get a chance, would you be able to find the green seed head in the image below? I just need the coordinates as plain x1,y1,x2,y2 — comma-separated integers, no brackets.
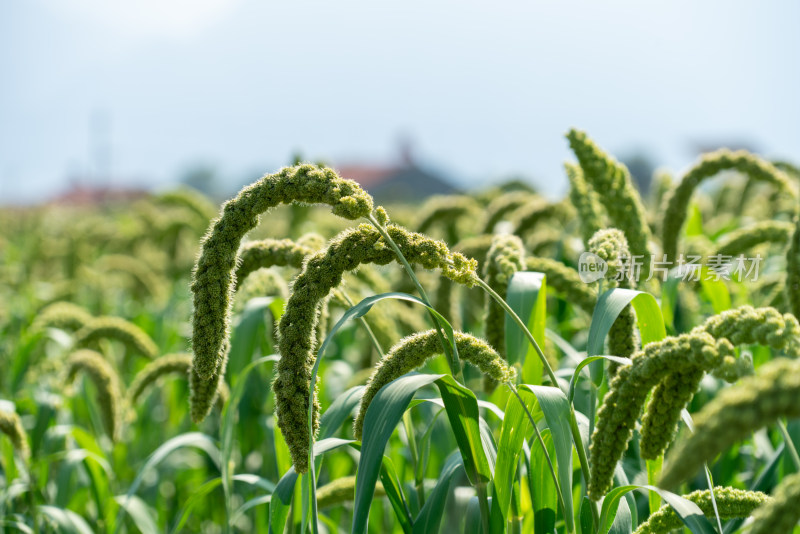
33,301,93,332
640,305,799,461
189,352,229,423
748,472,800,534
633,487,768,534
74,316,159,361
567,129,652,276
316,475,385,509
589,329,734,499
481,192,538,234
484,234,526,358
235,238,319,286
97,254,166,301
660,357,800,490
712,220,793,259
589,229,636,370
128,353,193,405
701,305,800,357
588,228,631,284
661,149,796,263
566,162,605,244
525,257,597,316
786,210,800,319
296,232,327,251
511,199,572,239
354,330,516,439
454,234,496,271
157,186,218,224
416,195,481,243
191,164,373,384
0,409,30,462
274,223,478,472
64,349,123,441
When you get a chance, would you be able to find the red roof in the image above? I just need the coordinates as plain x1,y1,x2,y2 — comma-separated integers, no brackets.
49,184,149,206
335,164,403,189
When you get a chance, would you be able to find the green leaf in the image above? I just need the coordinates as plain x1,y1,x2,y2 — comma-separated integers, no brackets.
38,506,94,534
352,373,443,534
114,433,220,534
520,384,575,533
490,391,536,530
505,271,547,385
314,292,459,534
319,386,365,440
227,297,279,376
269,438,355,534
646,456,663,515
568,355,632,403
587,288,666,384
608,497,632,534
170,477,223,534
352,372,492,534
580,496,594,534
412,452,464,534
0,520,33,534
232,495,272,525
433,375,493,486
113,495,158,534
529,429,557,534
464,497,483,534
377,456,413,534
685,202,704,237
698,266,731,314
220,355,280,522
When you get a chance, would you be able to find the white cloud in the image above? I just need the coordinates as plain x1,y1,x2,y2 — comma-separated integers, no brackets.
42,0,240,39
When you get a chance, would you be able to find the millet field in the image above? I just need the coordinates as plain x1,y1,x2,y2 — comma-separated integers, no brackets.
2,129,800,533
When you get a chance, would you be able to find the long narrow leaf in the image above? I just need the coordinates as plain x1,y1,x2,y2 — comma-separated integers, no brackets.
520,384,575,533
412,452,464,534
505,272,547,385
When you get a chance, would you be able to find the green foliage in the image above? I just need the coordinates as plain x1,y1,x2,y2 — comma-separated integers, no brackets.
4,134,800,533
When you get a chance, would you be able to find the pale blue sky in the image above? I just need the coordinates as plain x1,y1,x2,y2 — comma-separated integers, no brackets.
2,0,799,203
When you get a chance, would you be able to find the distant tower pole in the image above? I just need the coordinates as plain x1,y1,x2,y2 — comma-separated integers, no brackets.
397,132,414,168
90,109,112,185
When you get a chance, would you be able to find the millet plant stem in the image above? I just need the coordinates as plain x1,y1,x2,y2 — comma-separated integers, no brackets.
365,213,464,382
475,277,601,527
402,410,426,508
339,291,385,359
